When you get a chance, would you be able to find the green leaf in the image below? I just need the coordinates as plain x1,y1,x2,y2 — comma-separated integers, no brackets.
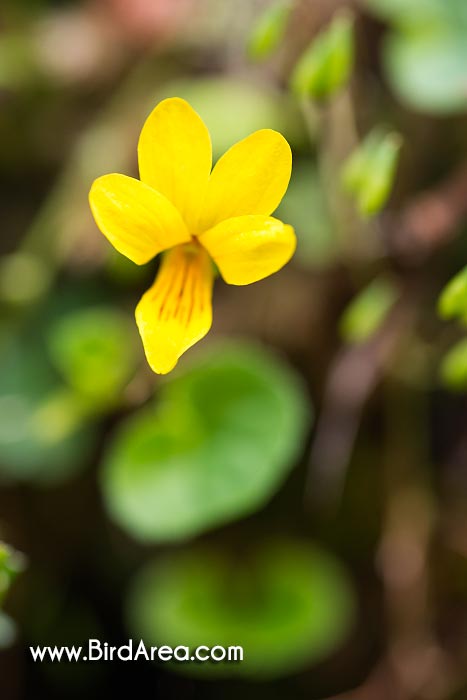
101,342,311,542
0,542,25,648
127,539,355,678
440,338,467,391
0,542,25,604
438,266,467,320
365,0,467,32
0,542,26,583
342,128,402,217
0,612,16,649
384,31,467,114
47,306,139,405
365,0,467,114
247,0,292,61
291,11,354,100
0,331,95,483
30,389,88,444
340,277,398,344
0,252,49,306
0,34,38,89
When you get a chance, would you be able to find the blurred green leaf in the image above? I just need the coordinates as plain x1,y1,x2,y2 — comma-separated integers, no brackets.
157,77,307,158
128,539,355,678
0,542,26,588
340,277,398,344
341,129,383,194
276,160,338,268
366,0,467,113
438,266,467,320
0,542,25,649
366,0,467,32
105,249,149,286
291,11,354,101
0,331,95,483
102,343,310,542
342,128,402,217
366,0,467,29
247,0,292,61
47,307,139,405
440,338,467,390
0,34,38,89
31,389,88,444
0,253,49,306
0,612,16,649
385,31,467,114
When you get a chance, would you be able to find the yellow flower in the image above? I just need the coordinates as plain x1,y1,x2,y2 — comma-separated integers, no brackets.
89,97,296,374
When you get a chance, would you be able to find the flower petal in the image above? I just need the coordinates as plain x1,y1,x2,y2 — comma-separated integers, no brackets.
89,174,191,265
135,244,214,374
138,97,212,232
197,129,292,232
198,215,296,286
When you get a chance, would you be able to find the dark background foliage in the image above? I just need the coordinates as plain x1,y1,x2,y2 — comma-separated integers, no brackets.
2,1,467,698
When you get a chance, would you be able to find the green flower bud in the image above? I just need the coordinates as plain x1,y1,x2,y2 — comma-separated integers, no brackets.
248,0,292,62
342,127,402,217
340,277,398,344
440,338,467,391
291,11,354,100
438,265,467,320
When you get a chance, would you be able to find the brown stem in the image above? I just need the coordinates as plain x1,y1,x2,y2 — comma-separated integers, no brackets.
306,296,414,509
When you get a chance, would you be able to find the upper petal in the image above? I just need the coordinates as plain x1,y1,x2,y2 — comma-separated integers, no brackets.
89,174,191,265
197,129,292,233
198,214,296,286
138,97,212,232
135,244,214,374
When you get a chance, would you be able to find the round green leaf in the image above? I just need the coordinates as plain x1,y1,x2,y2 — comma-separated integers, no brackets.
0,331,95,483
127,539,355,678
101,343,311,542
384,31,467,114
366,0,467,31
156,78,306,158
366,0,467,114
47,306,139,404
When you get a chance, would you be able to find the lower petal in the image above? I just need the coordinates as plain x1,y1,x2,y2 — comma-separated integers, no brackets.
135,244,214,374
198,215,296,286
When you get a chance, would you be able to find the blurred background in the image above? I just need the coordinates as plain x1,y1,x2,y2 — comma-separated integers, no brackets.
2,0,467,698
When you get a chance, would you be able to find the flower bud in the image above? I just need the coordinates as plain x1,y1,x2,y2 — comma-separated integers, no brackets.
440,338,467,391
248,0,292,61
340,277,398,344
342,127,402,217
438,265,467,320
291,11,354,100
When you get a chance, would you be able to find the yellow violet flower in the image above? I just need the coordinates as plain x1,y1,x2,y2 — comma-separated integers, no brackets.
89,97,296,374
